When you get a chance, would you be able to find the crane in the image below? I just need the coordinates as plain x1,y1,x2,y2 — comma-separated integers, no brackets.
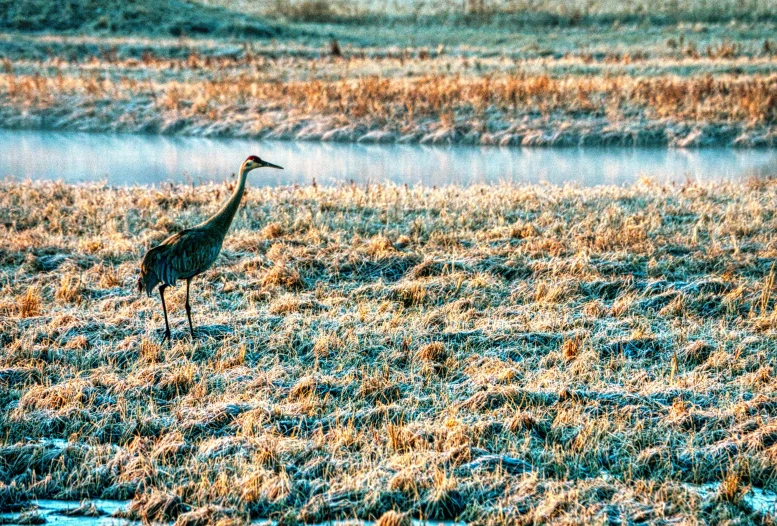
138,155,283,342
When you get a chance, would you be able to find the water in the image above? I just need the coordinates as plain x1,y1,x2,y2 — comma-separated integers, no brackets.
1,129,777,187
0,500,133,525
684,482,777,515
0,500,461,526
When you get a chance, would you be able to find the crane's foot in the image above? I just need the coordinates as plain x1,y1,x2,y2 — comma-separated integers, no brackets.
160,329,172,344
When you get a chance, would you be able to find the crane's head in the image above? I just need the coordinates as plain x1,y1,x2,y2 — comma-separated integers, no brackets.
244,155,283,171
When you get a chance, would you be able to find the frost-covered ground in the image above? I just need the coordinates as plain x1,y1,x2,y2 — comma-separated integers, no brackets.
3,179,777,523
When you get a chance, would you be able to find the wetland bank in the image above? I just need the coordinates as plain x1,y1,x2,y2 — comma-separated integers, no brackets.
4,0,777,524
3,0,777,147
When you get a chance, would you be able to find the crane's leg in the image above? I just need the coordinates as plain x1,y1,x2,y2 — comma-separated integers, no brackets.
159,284,171,343
185,277,195,339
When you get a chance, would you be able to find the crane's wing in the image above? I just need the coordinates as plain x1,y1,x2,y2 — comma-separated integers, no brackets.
148,228,223,286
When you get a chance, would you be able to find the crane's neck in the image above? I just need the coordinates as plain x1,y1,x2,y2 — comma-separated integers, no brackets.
202,161,250,235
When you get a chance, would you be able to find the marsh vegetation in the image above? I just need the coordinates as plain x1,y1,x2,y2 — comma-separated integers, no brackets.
3,178,777,523
2,0,777,146
3,1,777,524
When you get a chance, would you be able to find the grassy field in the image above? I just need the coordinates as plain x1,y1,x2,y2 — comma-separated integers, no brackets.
1,0,777,146
2,178,777,523
2,0,777,523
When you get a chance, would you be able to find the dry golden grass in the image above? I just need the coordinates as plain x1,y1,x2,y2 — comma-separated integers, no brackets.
2,66,777,146
2,178,777,522
2,24,777,146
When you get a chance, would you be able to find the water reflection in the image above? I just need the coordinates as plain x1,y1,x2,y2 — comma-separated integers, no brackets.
1,129,776,187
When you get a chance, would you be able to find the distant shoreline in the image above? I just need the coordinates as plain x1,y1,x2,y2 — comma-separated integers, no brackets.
1,111,775,149
3,21,777,149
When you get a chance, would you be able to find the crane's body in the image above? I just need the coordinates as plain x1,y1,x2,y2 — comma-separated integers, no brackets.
138,155,282,341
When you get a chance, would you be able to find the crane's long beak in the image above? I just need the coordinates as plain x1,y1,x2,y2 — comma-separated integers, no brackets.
262,161,283,170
